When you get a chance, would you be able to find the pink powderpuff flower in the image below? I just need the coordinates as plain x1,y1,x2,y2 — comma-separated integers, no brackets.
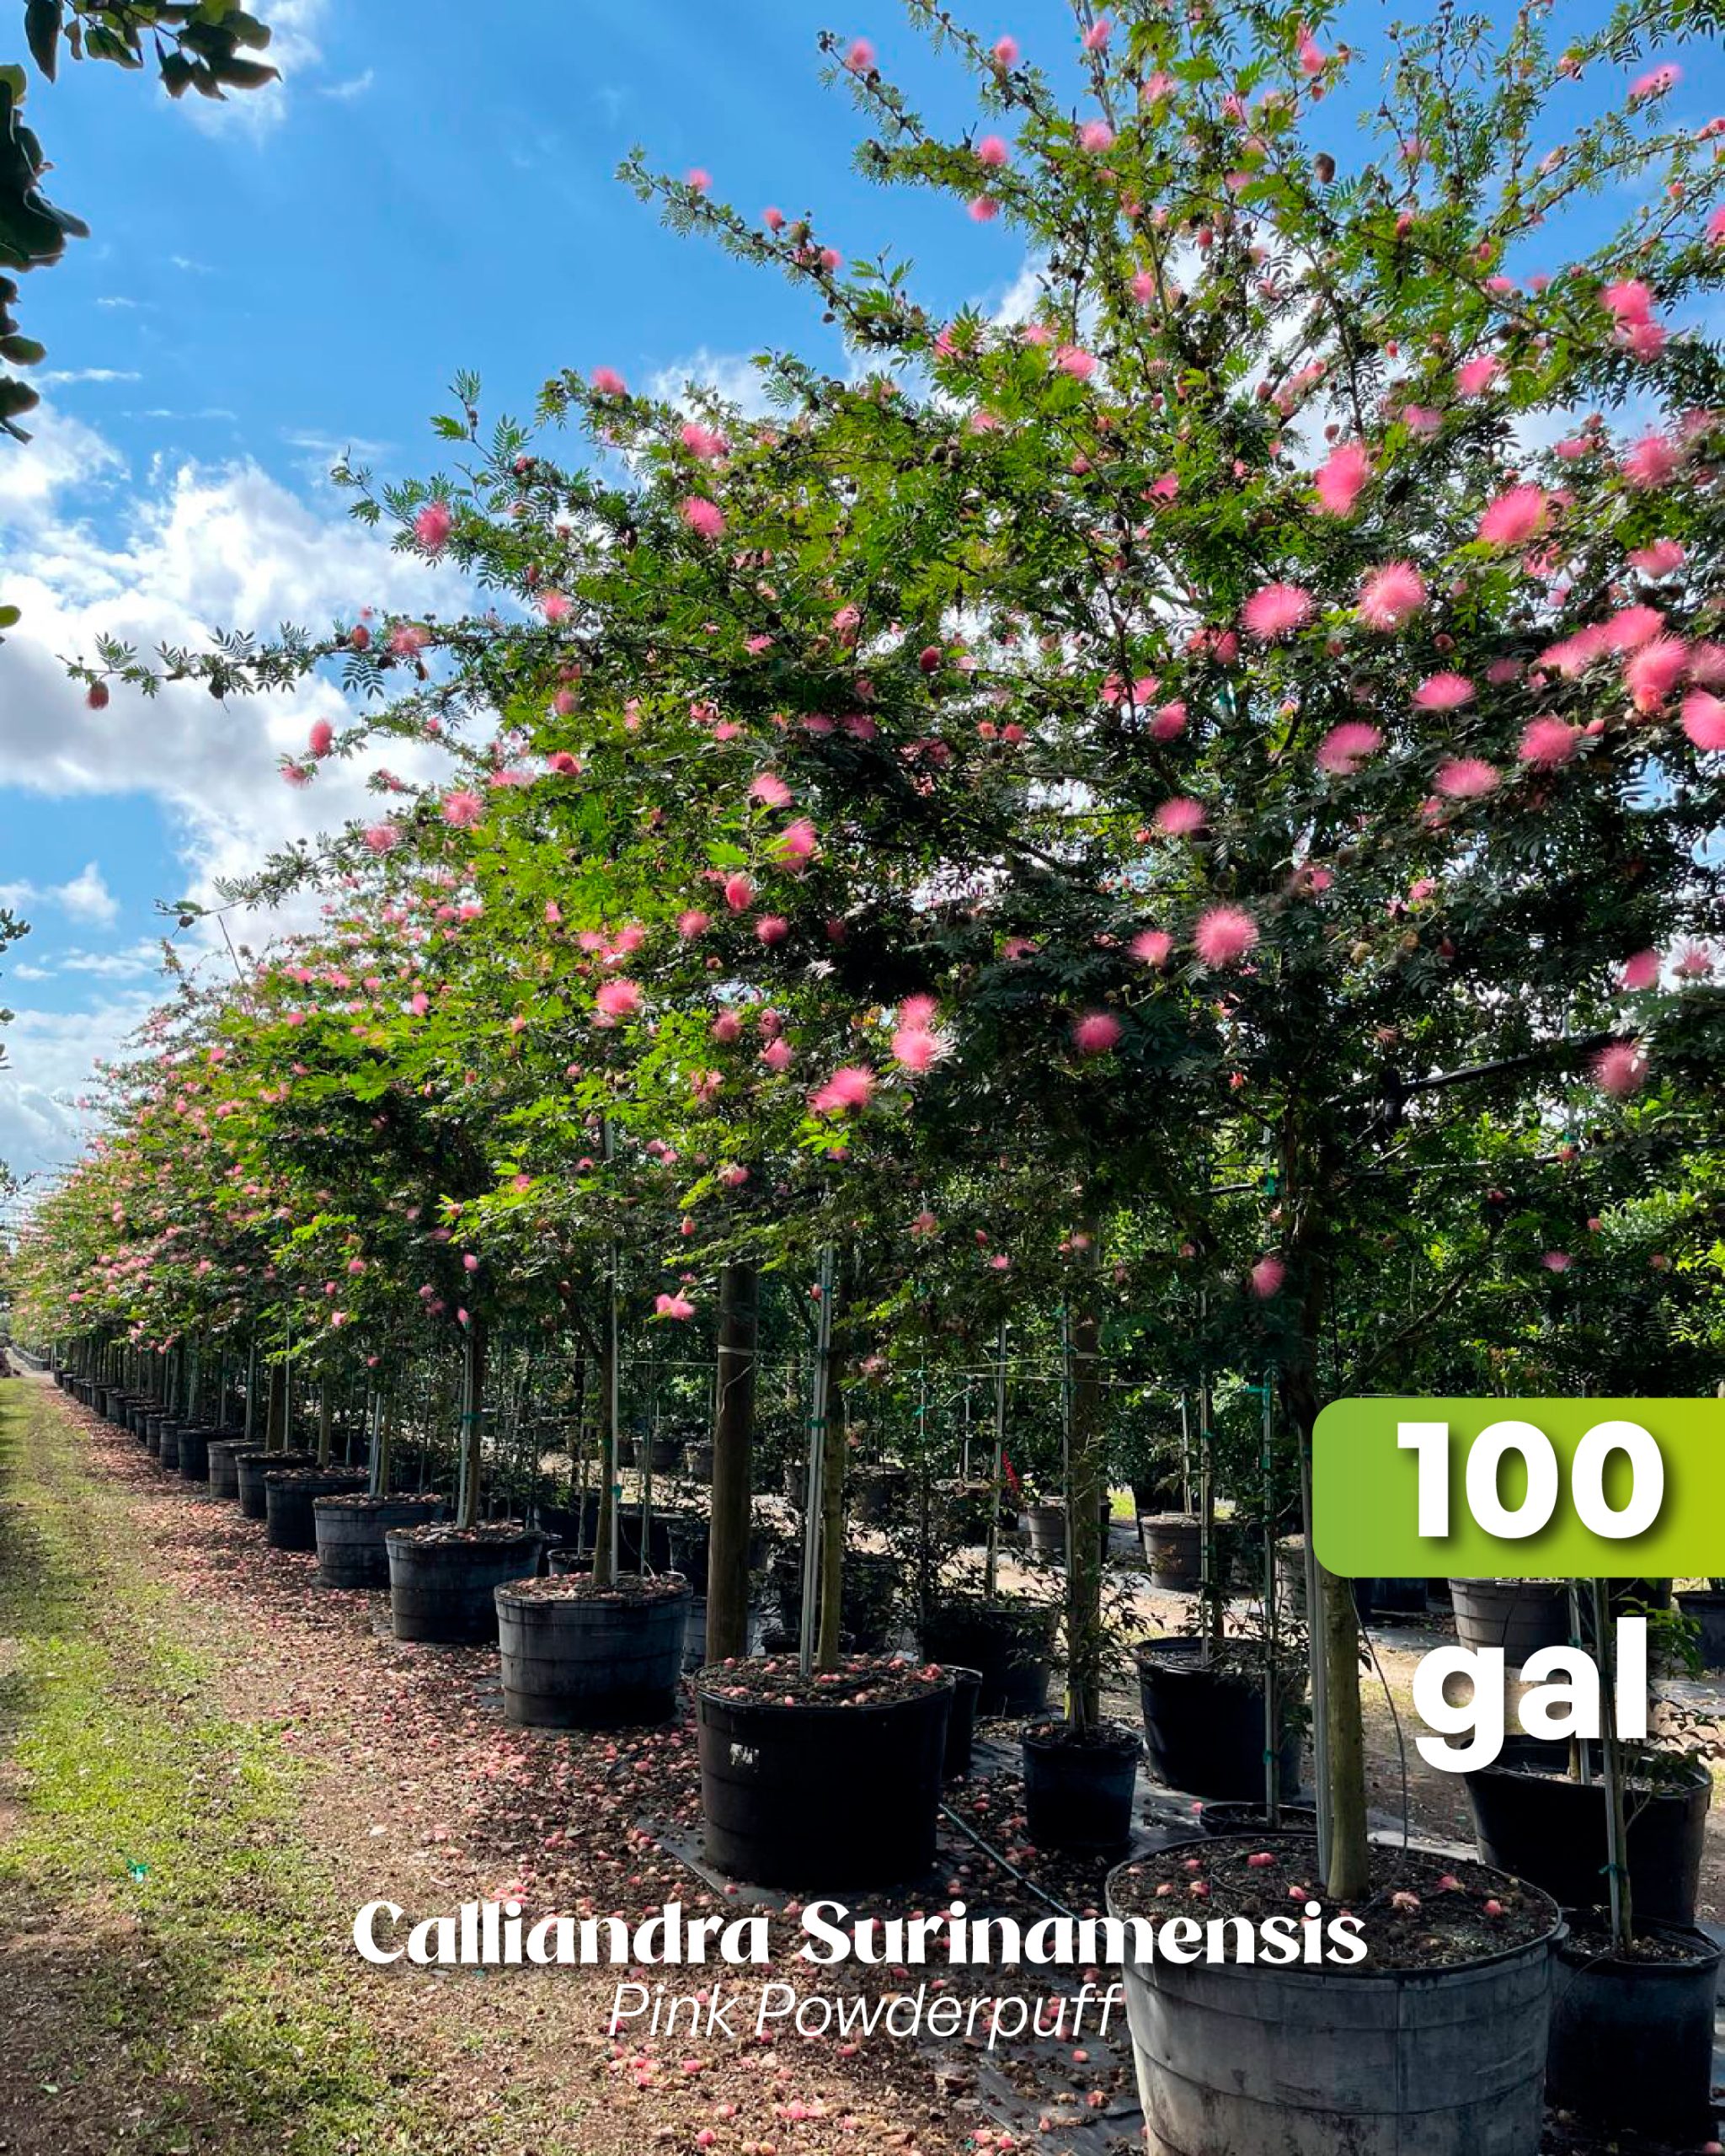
1708,205,1725,246
686,167,713,191
1079,120,1116,152
1130,929,1173,967
1681,690,1725,750
1593,1039,1648,1097
723,872,754,912
1605,604,1667,651
761,1038,793,1073
1478,485,1548,547
1621,949,1662,990
1130,267,1156,304
1056,344,1097,379
1249,1256,1285,1298
893,1025,945,1072
756,915,789,945
1194,905,1259,967
1625,635,1689,711
1242,581,1314,640
1316,722,1383,775
991,34,1019,67
711,1011,743,1044
1434,757,1499,798
1629,62,1680,100
1357,560,1426,629
414,500,454,552
590,366,628,397
776,818,819,868
362,823,400,852
977,134,1010,168
594,979,642,1022
1601,277,1654,323
1455,354,1503,397
1519,717,1581,767
718,1163,750,1188
1675,942,1713,979
1620,318,1666,361
1155,797,1207,836
763,205,787,232
1298,30,1325,74
1690,643,1725,686
1072,1011,1122,1055
844,37,875,72
969,195,1000,222
308,718,334,758
1413,671,1474,710
1628,538,1685,575
654,1293,696,1321
1541,1251,1572,1272
1151,700,1187,741
1081,18,1111,50
540,591,571,623
1315,440,1370,516
749,771,793,808
677,908,711,938
681,496,726,540
810,1065,876,1114
1622,432,1680,488
441,789,485,828
899,993,939,1028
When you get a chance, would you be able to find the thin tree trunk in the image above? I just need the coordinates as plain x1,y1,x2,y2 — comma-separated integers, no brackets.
1065,1230,1104,1732
594,1289,618,1588
264,1362,288,1452
456,1320,488,1529
708,1262,757,1662
317,1380,333,1467
816,1363,846,1672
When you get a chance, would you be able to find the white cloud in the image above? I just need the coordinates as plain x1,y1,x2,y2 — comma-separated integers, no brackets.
646,349,779,420
185,0,328,136
40,368,142,387
0,863,120,928
0,992,157,1181
319,68,374,101
59,941,162,979
0,408,126,519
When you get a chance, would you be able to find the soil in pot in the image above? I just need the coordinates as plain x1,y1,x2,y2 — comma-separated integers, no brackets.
1677,1585,1725,1670
235,1449,318,1518
1141,1513,1204,1591
495,1573,691,1727
1108,1838,1561,2156
1137,1636,1304,1802
313,1493,446,1588
1546,1919,1722,2145
1022,1720,1140,1852
384,1523,543,1644
1462,1759,1710,1924
264,1468,368,1550
943,1666,982,1780
918,1598,1057,1716
695,1655,953,1887
1194,1798,1317,1837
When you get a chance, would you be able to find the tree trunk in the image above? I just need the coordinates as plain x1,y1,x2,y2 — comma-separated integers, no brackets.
816,1362,847,1671
456,1321,488,1529
264,1362,288,1452
317,1380,333,1467
708,1262,757,1662
1064,1234,1104,1732
594,1285,619,1588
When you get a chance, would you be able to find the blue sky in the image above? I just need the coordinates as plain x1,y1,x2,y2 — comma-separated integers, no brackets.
0,0,1714,1182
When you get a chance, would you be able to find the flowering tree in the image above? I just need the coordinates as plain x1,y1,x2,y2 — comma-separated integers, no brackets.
64,0,1725,1889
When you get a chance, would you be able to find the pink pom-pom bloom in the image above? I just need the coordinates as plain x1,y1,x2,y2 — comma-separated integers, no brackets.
1194,905,1259,968
1413,671,1475,711
776,818,819,868
1628,538,1685,575
723,872,754,912
308,718,334,758
1242,581,1314,641
654,1293,696,1321
809,1065,876,1115
1130,928,1173,967
1316,723,1383,775
414,499,454,552
1357,561,1425,629
1314,440,1370,517
1056,344,1097,379
1434,758,1499,799
590,366,628,397
756,915,789,945
1629,62,1680,100
441,789,484,828
1079,120,1116,152
1625,635,1689,712
1621,949,1661,990
681,496,726,540
594,979,642,1022
1592,1039,1648,1097
1622,431,1680,489
1519,717,1580,767
1073,1011,1122,1055
676,909,711,938
1455,354,1503,397
844,37,875,72
892,1025,944,1073
991,35,1019,67
749,771,793,808
1682,690,1725,750
976,134,1010,168
1249,1256,1285,1299
1477,485,1548,547
1154,797,1207,836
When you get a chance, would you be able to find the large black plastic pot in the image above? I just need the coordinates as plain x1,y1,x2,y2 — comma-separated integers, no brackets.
696,1674,953,1886
1022,1500,1111,1561
853,1465,908,1525
1023,1721,1139,1852
1141,1513,1204,1591
537,1495,672,1572
1137,1636,1303,1801
1546,1921,1722,2143
1352,1577,1428,1618
206,1438,252,1500
1449,1578,1569,1666
264,1468,369,1550
943,1666,982,1780
157,1418,184,1470
384,1526,542,1643
682,1441,714,1483
918,1600,1057,1716
235,1449,318,1519
175,1425,213,1482
1463,1761,1710,1924
494,1577,691,1726
1108,1838,1562,2155
1677,1587,1725,1671
313,1494,446,1587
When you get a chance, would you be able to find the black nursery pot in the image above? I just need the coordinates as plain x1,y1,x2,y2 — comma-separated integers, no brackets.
234,1449,318,1519
1137,1636,1304,1802
264,1468,369,1551
175,1425,213,1482
918,1601,1057,1716
1463,1762,1710,1924
1546,1922,1723,2144
537,1494,672,1572
943,1666,983,1780
1676,1587,1725,1671
313,1494,446,1588
157,1418,184,1471
206,1438,252,1500
384,1525,543,1643
1022,1721,1140,1852
696,1674,953,1887
494,1576,692,1728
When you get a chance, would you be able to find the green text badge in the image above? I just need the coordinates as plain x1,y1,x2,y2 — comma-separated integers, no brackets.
1312,1398,1725,1578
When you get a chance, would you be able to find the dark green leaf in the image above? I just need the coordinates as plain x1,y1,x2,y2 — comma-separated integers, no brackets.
25,0,62,82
